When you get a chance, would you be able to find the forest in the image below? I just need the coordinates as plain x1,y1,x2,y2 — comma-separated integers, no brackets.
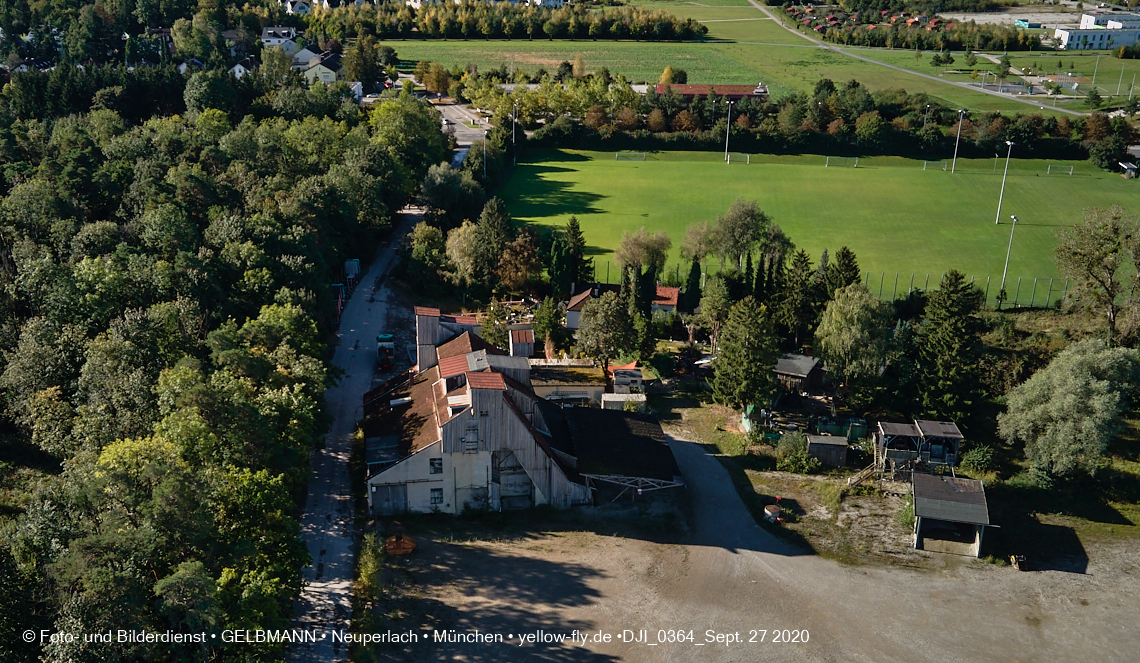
0,61,450,660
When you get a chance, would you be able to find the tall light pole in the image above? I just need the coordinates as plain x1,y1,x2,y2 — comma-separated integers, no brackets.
998,215,1019,309
483,130,488,181
724,99,735,162
511,102,517,145
923,104,931,127
994,140,1014,225
951,109,965,173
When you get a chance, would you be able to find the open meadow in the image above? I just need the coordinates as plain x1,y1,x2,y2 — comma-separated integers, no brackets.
391,0,1081,116
502,149,1139,304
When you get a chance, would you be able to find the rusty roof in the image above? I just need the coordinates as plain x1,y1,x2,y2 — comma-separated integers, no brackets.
438,354,471,379
442,314,478,325
393,366,441,455
436,331,505,361
567,288,594,312
414,306,441,317
654,286,679,307
466,371,507,391
511,328,535,344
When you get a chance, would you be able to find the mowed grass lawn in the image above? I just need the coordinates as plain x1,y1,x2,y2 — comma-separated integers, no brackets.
503,149,1139,301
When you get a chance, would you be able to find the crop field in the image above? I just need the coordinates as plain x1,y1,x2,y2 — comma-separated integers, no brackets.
502,149,1139,304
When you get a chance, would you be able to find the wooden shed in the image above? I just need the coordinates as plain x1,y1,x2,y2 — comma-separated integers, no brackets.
806,434,848,468
773,353,822,391
912,473,991,557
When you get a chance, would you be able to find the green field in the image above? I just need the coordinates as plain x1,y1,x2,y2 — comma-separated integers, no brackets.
391,0,1083,116
502,149,1139,305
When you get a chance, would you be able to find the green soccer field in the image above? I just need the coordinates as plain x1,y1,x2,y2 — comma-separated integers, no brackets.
502,149,1140,305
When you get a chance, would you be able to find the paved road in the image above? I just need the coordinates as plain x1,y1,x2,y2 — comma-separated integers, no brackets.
290,209,421,663
746,0,1086,117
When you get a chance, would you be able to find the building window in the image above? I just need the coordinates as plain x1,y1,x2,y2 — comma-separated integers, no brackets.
429,458,442,474
430,488,443,505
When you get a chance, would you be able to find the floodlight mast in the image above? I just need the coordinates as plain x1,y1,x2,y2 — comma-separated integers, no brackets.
999,215,1018,309
994,140,1014,225
951,109,965,173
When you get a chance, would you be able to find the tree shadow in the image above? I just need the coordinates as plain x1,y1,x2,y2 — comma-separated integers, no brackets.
356,539,621,662
507,173,608,222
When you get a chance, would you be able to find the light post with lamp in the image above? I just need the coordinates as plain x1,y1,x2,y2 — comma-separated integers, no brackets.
951,109,965,173
923,104,931,127
998,215,1019,309
994,140,1014,225
723,99,735,162
483,130,489,181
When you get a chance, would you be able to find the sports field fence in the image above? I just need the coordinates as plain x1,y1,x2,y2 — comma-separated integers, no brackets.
588,261,1072,311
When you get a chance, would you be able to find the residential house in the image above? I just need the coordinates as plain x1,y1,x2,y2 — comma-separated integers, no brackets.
177,57,205,75
565,284,620,329
651,286,680,314
229,56,256,79
261,26,298,54
303,51,344,85
282,0,312,14
291,45,321,68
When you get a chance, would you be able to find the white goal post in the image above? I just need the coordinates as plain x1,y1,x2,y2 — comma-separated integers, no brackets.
924,160,948,171
1047,164,1074,175
726,153,751,165
615,151,646,161
825,156,858,168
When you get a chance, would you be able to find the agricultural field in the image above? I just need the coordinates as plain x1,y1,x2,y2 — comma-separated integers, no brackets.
391,0,1081,115
502,149,1139,305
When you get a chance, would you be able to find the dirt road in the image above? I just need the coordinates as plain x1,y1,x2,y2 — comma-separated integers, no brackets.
290,209,421,663
386,435,1139,662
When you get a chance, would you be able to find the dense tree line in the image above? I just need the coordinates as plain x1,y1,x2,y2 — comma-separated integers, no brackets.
0,91,449,662
778,1,1040,51
306,1,707,42
465,70,1131,163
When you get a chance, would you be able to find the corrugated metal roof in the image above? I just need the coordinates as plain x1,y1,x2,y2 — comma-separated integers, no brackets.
915,420,964,439
913,473,989,525
879,421,922,437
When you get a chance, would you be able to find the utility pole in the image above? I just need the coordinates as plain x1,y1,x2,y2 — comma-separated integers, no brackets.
951,109,965,173
995,140,1014,225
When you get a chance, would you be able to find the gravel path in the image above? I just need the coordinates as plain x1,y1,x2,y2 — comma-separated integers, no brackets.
289,209,421,663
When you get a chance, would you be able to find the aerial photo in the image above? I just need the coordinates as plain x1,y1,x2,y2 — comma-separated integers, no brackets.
1,0,1139,661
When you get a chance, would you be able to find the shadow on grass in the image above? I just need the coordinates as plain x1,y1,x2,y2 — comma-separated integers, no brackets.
508,171,608,221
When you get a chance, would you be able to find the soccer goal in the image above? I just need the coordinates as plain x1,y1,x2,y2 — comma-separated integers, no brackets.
923,160,948,171
615,151,646,161
1047,164,1074,175
825,156,858,168
726,153,751,165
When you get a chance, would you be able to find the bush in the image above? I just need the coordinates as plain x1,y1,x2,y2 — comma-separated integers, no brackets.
775,432,821,474
895,495,915,531
960,444,996,474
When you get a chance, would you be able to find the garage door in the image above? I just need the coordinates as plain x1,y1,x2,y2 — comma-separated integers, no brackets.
372,484,407,515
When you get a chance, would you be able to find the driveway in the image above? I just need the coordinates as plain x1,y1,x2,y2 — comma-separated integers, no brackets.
289,208,422,663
